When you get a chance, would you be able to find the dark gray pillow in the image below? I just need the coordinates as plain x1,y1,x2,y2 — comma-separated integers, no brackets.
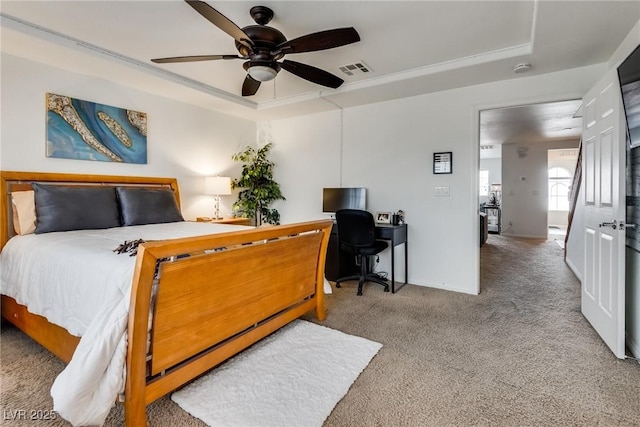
33,183,120,234
116,187,184,226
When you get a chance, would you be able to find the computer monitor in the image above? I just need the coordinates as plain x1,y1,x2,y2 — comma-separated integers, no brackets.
322,187,366,214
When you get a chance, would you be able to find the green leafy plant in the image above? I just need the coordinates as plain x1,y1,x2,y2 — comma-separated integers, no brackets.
231,142,285,225
488,192,500,207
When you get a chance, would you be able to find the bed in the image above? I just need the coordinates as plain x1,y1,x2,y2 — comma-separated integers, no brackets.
0,171,333,426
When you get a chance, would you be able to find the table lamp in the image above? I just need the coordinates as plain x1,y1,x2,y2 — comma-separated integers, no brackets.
205,176,232,220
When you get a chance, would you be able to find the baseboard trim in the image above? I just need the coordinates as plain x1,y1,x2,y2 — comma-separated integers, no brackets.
565,257,583,282
500,232,548,239
409,280,479,295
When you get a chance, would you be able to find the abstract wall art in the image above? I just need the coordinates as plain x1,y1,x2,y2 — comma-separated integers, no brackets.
46,93,147,164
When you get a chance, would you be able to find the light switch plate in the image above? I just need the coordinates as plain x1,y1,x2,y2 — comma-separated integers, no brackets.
435,186,450,197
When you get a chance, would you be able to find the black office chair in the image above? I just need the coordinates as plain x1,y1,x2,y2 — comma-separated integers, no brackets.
335,209,390,295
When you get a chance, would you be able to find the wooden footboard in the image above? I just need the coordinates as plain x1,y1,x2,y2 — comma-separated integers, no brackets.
125,220,332,426
0,171,332,426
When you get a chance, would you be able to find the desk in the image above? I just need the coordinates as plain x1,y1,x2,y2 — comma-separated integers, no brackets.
325,222,408,293
375,224,408,293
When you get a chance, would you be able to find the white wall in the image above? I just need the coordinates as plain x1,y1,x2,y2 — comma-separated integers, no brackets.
0,54,256,220
548,211,568,228
265,64,605,294
501,139,579,238
262,112,343,224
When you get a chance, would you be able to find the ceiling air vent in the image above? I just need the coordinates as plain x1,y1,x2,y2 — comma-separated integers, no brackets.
338,61,372,76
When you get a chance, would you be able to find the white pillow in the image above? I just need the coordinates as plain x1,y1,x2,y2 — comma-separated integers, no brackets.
11,190,36,235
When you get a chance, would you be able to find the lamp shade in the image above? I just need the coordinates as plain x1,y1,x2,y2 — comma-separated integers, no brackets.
205,176,232,195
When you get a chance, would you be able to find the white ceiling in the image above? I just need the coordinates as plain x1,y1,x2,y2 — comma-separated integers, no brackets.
479,98,584,159
1,1,638,126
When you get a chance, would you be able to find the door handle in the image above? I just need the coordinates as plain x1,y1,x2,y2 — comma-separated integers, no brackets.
599,220,617,229
621,222,636,230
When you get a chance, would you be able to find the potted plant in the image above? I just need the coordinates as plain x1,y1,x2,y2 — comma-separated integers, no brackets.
488,191,500,207
231,142,285,225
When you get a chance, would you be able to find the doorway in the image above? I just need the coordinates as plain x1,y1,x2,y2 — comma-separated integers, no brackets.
478,99,582,242
478,99,583,297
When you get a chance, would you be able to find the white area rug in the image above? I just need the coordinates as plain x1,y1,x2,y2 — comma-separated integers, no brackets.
171,320,382,427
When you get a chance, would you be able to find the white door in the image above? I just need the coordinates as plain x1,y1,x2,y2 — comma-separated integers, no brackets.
582,68,627,359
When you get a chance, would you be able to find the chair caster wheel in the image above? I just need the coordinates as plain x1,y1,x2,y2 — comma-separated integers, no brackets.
384,287,390,292
357,291,363,296
335,283,341,288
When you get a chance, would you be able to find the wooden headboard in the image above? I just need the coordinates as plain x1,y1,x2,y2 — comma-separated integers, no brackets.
0,171,181,249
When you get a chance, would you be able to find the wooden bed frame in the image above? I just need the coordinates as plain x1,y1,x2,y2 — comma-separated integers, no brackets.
0,171,333,426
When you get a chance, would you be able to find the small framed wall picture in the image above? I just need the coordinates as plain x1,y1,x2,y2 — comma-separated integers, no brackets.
376,212,391,224
433,151,453,174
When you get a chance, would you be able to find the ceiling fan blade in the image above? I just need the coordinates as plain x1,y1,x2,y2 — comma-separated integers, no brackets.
281,60,344,89
242,75,261,96
151,55,243,64
274,27,360,56
185,0,254,53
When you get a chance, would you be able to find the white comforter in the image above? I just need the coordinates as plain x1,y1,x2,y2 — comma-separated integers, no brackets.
0,222,251,426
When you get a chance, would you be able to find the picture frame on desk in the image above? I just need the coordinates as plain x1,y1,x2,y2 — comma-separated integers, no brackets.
376,212,391,224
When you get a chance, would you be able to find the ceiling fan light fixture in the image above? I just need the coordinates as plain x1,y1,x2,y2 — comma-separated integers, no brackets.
248,65,278,81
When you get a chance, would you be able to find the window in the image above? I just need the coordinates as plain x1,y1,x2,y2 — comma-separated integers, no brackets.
548,167,572,211
479,170,489,197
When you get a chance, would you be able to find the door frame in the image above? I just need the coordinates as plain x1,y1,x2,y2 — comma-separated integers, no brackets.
473,94,587,293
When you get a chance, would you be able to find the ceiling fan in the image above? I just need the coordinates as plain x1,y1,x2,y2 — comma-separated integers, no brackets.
151,0,360,96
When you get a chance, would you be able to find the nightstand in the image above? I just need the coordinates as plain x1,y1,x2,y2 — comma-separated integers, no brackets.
195,217,252,226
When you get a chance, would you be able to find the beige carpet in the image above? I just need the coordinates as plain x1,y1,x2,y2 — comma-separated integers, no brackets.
171,320,381,427
1,234,639,426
